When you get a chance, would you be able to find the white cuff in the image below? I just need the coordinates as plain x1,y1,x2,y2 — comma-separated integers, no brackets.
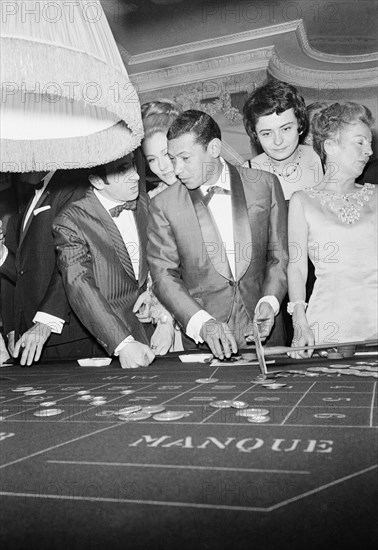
114,335,135,356
0,246,8,266
186,310,214,344
255,296,280,316
33,312,65,334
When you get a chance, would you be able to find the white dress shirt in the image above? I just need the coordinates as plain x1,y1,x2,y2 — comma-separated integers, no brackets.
186,158,279,343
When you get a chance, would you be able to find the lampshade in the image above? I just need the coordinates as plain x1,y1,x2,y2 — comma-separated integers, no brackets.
0,0,143,172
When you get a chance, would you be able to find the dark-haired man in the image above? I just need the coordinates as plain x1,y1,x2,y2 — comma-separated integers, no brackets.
0,169,98,365
53,154,174,369
147,110,288,359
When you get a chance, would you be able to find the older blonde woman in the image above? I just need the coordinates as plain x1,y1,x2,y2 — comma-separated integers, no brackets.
287,102,376,357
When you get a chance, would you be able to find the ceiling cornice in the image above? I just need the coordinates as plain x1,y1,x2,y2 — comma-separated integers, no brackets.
269,50,378,89
127,20,378,66
128,19,378,94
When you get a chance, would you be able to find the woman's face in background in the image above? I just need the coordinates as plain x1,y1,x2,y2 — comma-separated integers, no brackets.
142,132,177,185
255,108,300,161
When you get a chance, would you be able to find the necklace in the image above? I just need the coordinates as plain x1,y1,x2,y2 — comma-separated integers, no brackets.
268,147,302,178
306,183,374,224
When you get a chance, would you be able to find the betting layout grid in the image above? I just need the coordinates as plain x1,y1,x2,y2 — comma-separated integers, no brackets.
0,355,378,427
0,357,377,514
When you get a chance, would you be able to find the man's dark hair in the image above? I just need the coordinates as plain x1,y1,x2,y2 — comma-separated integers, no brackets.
167,110,221,148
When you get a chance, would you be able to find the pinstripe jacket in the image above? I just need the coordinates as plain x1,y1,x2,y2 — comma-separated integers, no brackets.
53,187,150,354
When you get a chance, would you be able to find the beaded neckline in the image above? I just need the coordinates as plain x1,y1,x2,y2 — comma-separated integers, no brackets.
268,147,302,178
305,183,374,224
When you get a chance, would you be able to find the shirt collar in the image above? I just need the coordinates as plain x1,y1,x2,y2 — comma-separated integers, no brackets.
93,188,129,215
202,158,230,192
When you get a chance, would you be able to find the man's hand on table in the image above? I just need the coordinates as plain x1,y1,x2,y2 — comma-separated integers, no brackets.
200,320,237,360
245,302,275,343
118,342,155,369
13,322,52,366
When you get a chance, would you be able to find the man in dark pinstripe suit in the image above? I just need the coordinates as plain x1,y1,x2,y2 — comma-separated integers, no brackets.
53,154,174,369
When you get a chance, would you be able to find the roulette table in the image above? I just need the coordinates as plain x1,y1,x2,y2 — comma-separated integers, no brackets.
1,345,377,550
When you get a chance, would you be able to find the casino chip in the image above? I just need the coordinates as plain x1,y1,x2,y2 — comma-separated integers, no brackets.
118,411,152,421
262,383,287,389
209,400,234,408
196,378,219,384
34,408,64,417
328,364,351,369
236,408,269,417
153,411,190,421
247,416,270,423
231,401,249,409
141,405,166,414
116,406,142,415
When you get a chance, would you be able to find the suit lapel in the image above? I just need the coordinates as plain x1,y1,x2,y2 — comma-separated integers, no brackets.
188,188,233,281
19,180,54,248
228,163,251,281
86,190,137,284
133,193,148,289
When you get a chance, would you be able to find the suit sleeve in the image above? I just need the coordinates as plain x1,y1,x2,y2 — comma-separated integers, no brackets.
263,174,289,303
147,198,203,330
53,212,134,354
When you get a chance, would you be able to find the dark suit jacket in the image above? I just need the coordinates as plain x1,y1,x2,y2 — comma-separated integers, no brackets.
53,188,150,354
0,171,90,345
147,162,288,344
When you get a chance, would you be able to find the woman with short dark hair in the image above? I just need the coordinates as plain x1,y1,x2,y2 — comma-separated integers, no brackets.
243,80,322,200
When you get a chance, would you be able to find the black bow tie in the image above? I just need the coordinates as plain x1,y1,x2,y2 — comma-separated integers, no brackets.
109,200,137,217
202,185,230,206
34,180,45,191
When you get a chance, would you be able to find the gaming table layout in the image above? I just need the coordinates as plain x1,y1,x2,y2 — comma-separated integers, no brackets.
1,350,377,550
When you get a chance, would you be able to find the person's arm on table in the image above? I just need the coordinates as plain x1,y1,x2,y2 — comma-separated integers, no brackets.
53,214,155,368
252,174,289,339
287,192,314,358
147,203,237,359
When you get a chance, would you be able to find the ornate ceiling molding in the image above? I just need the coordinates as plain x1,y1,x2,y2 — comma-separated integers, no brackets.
130,47,272,93
128,19,378,95
128,19,378,66
269,50,378,89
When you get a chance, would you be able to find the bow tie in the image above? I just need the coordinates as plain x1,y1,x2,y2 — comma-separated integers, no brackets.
202,185,230,206
34,180,45,191
109,200,137,217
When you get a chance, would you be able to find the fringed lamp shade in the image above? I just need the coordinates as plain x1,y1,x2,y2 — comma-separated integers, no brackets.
0,0,143,172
